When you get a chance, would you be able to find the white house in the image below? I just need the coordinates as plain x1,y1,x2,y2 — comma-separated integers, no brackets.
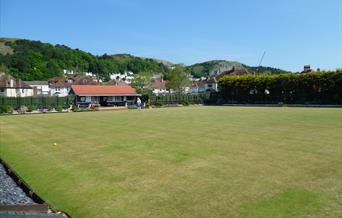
0,73,34,97
25,81,50,96
48,77,72,97
151,79,171,95
204,77,218,92
190,77,218,94
48,75,98,97
110,72,134,84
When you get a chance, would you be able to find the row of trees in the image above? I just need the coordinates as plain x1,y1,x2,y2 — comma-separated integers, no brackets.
217,70,342,104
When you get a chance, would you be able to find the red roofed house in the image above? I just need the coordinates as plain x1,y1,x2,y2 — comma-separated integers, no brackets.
70,85,141,107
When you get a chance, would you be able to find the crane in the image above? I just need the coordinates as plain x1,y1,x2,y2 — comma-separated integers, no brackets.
255,51,266,76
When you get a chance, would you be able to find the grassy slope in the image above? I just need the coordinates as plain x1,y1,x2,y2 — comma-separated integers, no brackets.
0,107,341,218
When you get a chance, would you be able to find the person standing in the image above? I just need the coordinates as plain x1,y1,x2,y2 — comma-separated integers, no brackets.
137,97,142,111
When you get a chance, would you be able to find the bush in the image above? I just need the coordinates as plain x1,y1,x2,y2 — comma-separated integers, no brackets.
182,101,190,106
146,100,152,108
47,106,52,111
0,105,14,113
155,102,162,107
56,106,63,112
27,105,37,112
72,105,80,112
17,105,28,114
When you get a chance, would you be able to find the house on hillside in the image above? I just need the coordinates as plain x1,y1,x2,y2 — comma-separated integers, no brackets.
110,72,134,84
151,79,171,95
106,79,128,86
25,81,50,96
0,73,33,97
70,85,141,107
191,81,206,94
191,77,218,94
48,75,97,97
74,75,98,85
205,77,218,92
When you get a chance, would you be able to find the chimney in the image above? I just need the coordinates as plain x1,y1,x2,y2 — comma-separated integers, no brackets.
304,65,311,73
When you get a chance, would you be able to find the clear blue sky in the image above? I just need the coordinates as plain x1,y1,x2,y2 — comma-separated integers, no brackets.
0,0,341,71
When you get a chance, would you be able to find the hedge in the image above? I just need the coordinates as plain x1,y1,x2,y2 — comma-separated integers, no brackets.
149,93,210,105
218,71,342,104
0,95,75,109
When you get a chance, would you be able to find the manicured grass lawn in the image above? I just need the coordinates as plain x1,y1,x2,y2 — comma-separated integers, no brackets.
0,106,341,218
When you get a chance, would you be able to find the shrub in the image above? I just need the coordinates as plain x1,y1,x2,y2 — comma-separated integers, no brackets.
0,105,14,113
72,105,80,112
146,100,152,108
27,105,37,112
56,106,63,112
155,102,162,107
47,106,52,111
182,101,190,106
18,105,28,114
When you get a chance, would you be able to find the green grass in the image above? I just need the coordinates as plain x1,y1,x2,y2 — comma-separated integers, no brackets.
0,106,341,218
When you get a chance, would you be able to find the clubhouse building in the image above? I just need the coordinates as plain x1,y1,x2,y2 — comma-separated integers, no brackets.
70,85,140,107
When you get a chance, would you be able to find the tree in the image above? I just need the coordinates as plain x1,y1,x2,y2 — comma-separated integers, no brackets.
0,63,9,73
131,71,152,94
166,66,190,93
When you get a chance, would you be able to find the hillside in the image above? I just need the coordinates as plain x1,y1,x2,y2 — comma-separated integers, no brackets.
187,60,290,78
0,38,171,81
0,38,291,81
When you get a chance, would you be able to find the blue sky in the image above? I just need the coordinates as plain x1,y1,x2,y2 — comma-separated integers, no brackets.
0,0,341,71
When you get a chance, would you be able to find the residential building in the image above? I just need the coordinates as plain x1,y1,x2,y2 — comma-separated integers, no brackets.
0,73,33,97
205,77,218,92
106,79,128,86
25,81,50,96
110,72,134,84
48,75,97,97
151,79,171,95
191,80,206,94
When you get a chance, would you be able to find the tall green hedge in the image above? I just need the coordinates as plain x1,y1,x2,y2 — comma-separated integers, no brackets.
0,95,75,109
218,71,342,104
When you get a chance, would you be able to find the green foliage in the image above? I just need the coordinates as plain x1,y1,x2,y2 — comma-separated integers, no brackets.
166,66,190,93
218,70,342,104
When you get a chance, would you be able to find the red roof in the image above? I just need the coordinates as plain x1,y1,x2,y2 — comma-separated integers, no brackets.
151,79,168,89
71,85,140,96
